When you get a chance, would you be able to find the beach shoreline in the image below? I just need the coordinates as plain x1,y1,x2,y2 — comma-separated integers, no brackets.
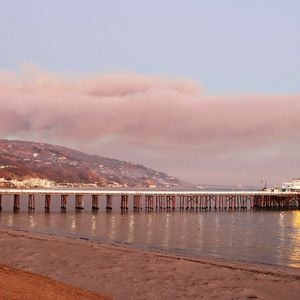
0,226,299,299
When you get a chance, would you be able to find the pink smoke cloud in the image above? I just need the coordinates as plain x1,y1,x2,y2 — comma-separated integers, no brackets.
0,65,299,185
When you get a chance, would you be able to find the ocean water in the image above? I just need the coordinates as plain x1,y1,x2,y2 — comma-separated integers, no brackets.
0,194,299,268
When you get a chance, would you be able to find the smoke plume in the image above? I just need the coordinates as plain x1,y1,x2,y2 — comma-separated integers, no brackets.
1,65,299,185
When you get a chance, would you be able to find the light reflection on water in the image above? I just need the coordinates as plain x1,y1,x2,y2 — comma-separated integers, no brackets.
290,211,300,267
0,195,299,268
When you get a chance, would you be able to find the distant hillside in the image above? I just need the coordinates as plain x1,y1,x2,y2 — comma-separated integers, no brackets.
0,139,192,188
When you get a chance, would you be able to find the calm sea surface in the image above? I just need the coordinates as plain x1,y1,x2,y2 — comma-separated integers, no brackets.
0,194,299,268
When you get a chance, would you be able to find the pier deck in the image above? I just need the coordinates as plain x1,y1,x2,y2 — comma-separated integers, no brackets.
0,189,299,211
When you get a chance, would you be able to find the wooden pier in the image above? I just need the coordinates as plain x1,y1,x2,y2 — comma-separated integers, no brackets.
0,189,299,212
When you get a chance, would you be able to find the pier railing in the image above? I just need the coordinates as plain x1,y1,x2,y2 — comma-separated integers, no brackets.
0,189,299,212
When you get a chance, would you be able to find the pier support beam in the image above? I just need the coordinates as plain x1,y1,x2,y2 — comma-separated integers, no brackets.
165,195,176,210
106,195,112,210
75,195,84,210
61,195,68,210
199,195,203,209
134,195,141,210
204,195,209,210
166,195,171,209
240,195,244,209
186,195,190,210
145,195,148,209
157,195,162,209
45,194,51,211
233,195,237,209
121,194,129,210
156,195,160,209
179,195,185,209
160,195,166,209
150,195,154,209
248,195,252,209
195,195,199,209
145,195,154,210
14,194,20,210
28,194,35,210
172,195,176,210
92,195,99,210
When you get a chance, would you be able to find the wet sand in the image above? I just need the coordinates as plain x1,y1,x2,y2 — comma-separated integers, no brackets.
0,227,299,300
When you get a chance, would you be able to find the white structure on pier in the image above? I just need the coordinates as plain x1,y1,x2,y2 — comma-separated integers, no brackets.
282,179,300,192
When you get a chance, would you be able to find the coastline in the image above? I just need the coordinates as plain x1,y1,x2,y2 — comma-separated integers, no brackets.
0,226,299,299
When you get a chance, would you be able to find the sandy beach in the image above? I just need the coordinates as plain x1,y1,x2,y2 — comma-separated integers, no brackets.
0,227,299,300
0,264,109,300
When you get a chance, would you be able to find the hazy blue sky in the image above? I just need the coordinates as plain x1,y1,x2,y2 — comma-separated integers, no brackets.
1,0,299,94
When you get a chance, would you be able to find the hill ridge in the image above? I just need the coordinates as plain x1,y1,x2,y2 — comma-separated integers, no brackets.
0,139,191,188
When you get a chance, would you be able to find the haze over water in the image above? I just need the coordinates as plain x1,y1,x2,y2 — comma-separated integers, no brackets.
0,195,299,268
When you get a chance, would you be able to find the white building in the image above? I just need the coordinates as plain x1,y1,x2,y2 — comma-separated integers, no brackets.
282,179,300,191
0,177,56,188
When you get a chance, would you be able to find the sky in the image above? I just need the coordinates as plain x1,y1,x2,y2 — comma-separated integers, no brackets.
0,1,299,186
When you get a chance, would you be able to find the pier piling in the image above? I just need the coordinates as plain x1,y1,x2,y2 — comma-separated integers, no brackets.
121,194,129,210
134,195,141,210
172,195,176,210
28,194,35,210
92,195,99,210
106,195,112,210
166,195,171,209
14,194,20,210
61,195,68,210
44,194,51,211
145,195,154,210
75,195,84,210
